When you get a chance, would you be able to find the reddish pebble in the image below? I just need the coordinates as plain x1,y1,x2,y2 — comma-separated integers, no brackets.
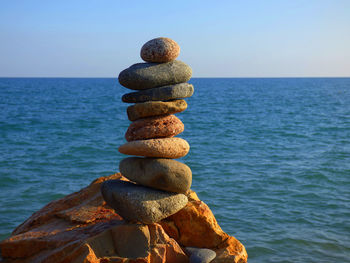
141,37,180,63
125,115,184,142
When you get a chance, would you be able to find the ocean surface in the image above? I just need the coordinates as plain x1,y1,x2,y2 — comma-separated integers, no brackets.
0,77,349,262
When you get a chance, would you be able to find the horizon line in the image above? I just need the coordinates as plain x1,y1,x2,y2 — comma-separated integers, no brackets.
1,76,350,79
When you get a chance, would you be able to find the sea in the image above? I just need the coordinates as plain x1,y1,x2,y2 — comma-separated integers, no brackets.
0,77,349,262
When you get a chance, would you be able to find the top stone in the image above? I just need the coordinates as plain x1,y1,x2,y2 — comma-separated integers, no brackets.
141,37,180,63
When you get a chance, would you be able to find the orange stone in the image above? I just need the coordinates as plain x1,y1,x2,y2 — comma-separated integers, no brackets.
118,138,190,159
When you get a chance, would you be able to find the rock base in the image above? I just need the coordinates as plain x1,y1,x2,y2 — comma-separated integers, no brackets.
0,174,247,263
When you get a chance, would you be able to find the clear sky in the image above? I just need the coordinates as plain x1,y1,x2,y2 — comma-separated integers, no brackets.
1,0,349,77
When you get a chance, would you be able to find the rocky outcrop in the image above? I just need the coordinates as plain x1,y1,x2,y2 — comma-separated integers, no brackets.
0,174,247,263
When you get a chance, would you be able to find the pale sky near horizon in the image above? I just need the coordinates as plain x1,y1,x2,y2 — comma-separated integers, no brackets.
1,0,349,77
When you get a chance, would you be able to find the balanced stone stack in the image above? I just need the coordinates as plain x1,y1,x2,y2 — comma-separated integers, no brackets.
102,37,194,224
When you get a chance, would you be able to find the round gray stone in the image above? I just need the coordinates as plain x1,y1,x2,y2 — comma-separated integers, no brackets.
122,83,194,103
101,180,188,224
185,247,216,263
118,60,192,90
119,157,192,193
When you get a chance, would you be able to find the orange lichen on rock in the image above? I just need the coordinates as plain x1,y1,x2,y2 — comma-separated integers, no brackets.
0,174,247,263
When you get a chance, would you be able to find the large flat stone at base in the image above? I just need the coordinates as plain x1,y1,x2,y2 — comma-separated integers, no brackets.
122,83,194,103
101,180,188,224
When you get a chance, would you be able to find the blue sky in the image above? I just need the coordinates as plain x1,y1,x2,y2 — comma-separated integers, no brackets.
1,0,349,77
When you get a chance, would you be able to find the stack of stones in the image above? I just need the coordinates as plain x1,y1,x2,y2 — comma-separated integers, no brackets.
101,37,194,224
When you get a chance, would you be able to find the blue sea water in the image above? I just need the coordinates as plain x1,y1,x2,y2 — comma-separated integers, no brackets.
0,77,349,262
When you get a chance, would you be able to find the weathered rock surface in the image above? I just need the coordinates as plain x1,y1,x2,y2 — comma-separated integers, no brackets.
112,223,150,258
185,247,216,263
119,138,190,158
119,157,192,193
127,99,187,121
141,37,180,63
118,61,192,90
160,192,248,263
101,179,188,224
125,114,184,142
122,83,194,103
0,174,247,263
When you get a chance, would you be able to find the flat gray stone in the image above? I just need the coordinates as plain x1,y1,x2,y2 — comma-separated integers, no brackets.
119,157,192,193
101,180,188,224
118,60,192,90
185,247,216,263
122,83,194,103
